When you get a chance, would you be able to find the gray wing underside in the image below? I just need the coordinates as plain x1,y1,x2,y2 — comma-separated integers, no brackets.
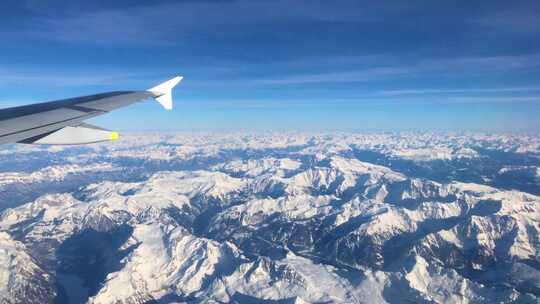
0,91,157,145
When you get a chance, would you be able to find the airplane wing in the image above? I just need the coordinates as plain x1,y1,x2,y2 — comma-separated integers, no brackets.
0,76,182,145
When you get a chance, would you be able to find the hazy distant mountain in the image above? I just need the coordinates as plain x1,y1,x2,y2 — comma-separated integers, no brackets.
0,132,538,303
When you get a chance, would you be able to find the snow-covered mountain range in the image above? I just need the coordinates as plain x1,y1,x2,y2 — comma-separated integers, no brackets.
0,132,538,303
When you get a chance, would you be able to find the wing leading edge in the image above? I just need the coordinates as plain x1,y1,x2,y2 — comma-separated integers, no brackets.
0,76,182,145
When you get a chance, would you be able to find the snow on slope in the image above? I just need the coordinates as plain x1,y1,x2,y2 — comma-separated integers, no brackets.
90,224,242,303
0,232,56,304
0,132,539,303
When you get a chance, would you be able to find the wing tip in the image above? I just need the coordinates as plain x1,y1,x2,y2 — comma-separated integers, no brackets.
148,76,183,110
149,76,183,93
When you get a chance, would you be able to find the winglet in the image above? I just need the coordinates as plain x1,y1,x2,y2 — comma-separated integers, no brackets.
148,76,183,110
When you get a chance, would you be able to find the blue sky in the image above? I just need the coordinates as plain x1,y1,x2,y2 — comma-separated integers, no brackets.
0,0,539,131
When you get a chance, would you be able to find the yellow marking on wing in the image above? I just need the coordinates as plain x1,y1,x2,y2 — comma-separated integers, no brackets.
109,132,119,141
